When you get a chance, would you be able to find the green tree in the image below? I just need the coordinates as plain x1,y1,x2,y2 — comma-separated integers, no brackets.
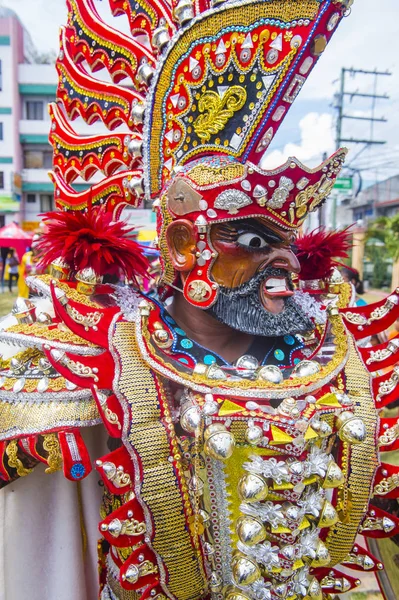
367,214,399,261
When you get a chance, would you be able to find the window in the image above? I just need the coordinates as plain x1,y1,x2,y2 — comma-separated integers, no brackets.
0,172,3,189
43,151,53,169
40,194,54,212
27,193,36,204
0,123,3,141
26,101,44,121
24,150,52,169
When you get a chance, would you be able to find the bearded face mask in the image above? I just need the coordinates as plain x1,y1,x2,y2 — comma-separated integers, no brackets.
207,219,313,336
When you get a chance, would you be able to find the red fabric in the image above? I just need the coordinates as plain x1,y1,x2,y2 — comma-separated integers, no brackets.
359,334,399,373
360,505,399,539
58,429,92,481
341,544,382,572
340,290,399,340
96,446,135,495
372,367,399,409
378,418,399,451
99,497,146,548
119,544,159,591
374,463,399,499
50,280,119,350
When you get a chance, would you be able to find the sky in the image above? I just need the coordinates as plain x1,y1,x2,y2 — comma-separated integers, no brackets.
2,0,399,188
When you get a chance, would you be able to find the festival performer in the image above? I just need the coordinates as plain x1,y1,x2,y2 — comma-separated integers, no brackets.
1,1,399,599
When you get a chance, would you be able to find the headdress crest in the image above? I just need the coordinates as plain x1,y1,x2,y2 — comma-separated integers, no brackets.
49,0,352,287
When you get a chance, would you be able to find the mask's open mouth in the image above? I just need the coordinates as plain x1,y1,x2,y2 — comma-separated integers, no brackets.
262,275,294,298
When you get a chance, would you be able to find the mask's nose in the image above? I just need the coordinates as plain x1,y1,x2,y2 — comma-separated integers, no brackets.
268,247,301,274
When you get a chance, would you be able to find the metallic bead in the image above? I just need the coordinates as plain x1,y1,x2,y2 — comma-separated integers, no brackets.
49,257,71,280
75,267,102,295
224,588,251,600
235,355,259,379
236,515,266,546
231,554,261,586
180,399,201,433
336,411,367,444
130,103,145,125
323,461,345,489
199,509,210,527
318,499,339,528
258,364,283,384
128,139,143,158
128,177,145,197
311,540,331,567
152,24,170,52
12,298,36,324
204,423,235,461
244,424,263,445
137,62,154,86
10,358,24,375
209,572,223,592
238,473,269,503
188,474,204,495
307,577,323,600
311,418,332,438
37,312,53,325
291,359,321,378
173,0,194,25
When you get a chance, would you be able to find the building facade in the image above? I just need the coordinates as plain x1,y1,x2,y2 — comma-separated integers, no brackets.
0,8,56,230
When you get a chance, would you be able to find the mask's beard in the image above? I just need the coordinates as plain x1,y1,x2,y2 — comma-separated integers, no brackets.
209,268,314,337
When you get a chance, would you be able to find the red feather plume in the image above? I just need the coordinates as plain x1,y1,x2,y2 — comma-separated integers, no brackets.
37,207,150,284
296,227,352,281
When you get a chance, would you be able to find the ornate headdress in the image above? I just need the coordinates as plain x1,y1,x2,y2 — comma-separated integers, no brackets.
49,0,352,300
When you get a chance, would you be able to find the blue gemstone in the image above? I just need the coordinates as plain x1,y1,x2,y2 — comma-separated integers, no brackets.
175,327,186,336
274,349,285,361
178,357,189,365
294,358,301,365
71,463,85,480
180,338,193,349
284,335,295,346
204,354,217,365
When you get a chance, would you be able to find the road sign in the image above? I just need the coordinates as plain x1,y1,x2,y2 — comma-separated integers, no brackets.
334,177,353,191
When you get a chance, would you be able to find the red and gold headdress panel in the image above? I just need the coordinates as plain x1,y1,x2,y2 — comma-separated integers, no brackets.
48,0,352,287
50,0,352,215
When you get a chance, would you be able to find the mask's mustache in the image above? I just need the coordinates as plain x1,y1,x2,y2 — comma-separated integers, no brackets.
218,267,293,298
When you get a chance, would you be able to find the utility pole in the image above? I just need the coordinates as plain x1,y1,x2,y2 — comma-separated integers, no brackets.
333,67,391,227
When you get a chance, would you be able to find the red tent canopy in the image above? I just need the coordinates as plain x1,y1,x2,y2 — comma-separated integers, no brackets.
0,223,34,261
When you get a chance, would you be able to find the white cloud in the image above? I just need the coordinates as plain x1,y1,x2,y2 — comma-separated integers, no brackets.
261,112,335,170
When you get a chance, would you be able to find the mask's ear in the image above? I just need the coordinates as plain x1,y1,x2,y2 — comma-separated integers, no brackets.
166,219,197,273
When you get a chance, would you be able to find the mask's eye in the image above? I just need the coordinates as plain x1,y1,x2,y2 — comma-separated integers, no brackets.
237,232,267,249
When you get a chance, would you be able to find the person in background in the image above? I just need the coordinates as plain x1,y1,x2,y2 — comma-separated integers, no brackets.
341,266,367,307
18,234,41,298
6,249,19,293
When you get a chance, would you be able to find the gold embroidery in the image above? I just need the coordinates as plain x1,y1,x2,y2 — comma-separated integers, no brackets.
373,474,399,497
5,439,33,477
102,517,146,538
377,366,399,402
43,433,63,473
113,321,207,599
378,421,399,447
6,323,96,347
66,304,103,331
325,335,379,565
0,397,99,439
65,358,99,382
193,86,247,142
